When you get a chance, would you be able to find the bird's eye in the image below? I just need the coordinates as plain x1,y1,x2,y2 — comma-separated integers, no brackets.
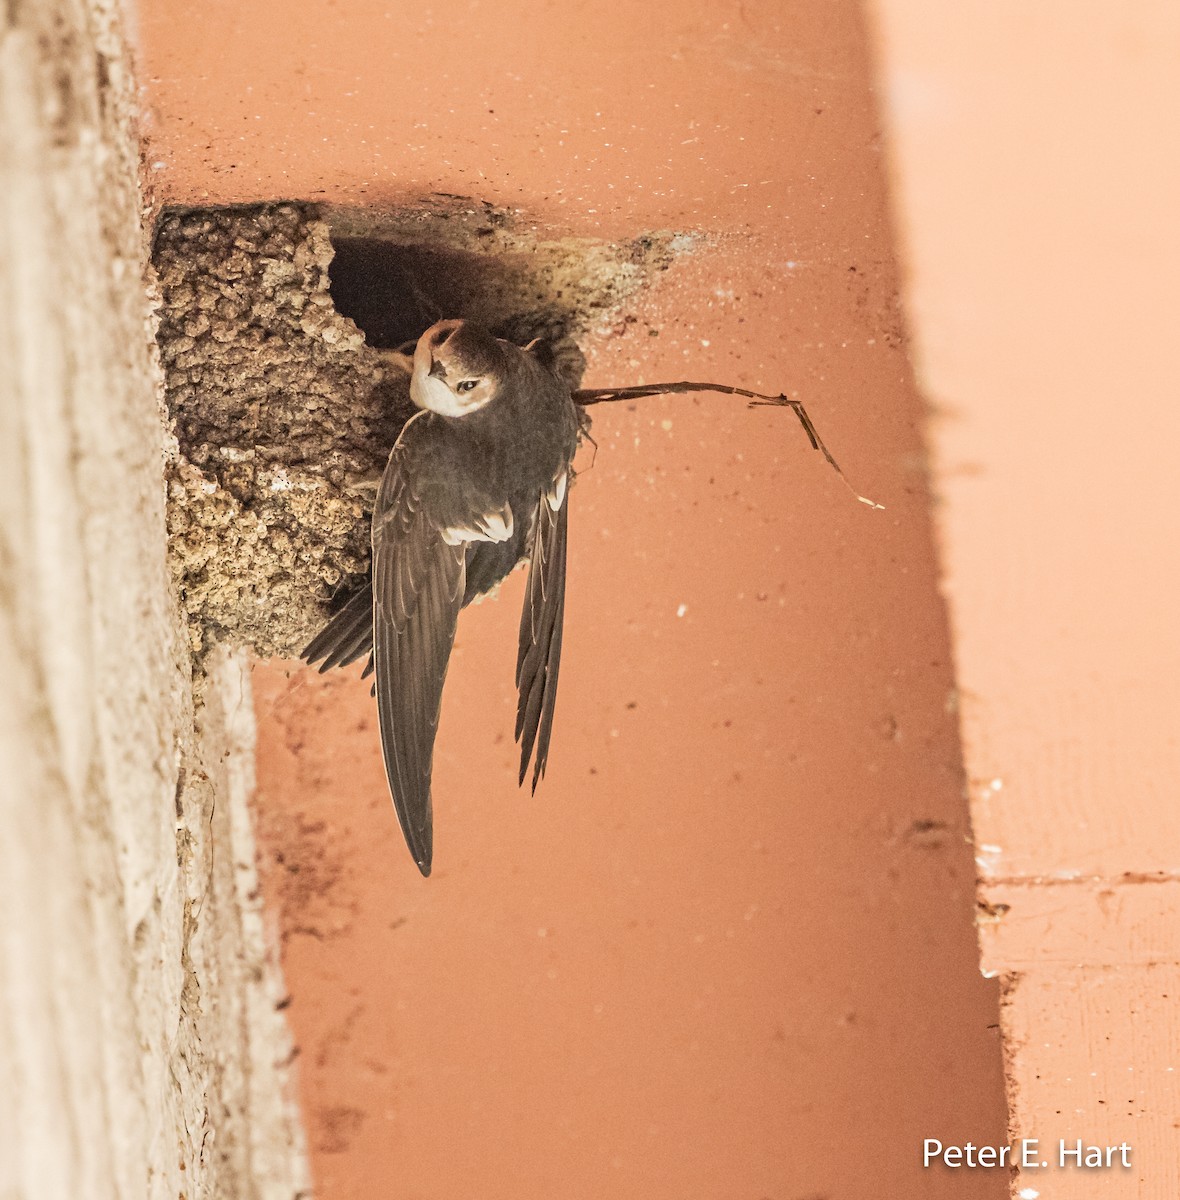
456,379,479,394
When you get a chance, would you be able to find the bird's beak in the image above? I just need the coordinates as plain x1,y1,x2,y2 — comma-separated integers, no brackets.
428,359,447,380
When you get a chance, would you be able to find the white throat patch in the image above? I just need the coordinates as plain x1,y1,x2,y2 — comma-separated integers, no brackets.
410,343,494,417
411,371,484,416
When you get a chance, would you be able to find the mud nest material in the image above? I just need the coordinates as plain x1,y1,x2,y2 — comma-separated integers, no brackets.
154,202,680,658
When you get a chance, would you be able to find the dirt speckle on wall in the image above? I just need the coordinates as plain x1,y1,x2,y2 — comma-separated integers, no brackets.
154,200,685,658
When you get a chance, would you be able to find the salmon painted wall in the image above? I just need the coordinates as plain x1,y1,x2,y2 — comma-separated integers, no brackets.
136,2,1007,1196
870,2,1180,1196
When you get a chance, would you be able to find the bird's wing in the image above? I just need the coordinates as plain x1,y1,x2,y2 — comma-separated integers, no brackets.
372,445,464,877
515,471,570,792
301,582,374,672
372,421,515,876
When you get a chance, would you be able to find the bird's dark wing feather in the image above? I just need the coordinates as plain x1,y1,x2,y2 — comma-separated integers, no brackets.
372,440,467,877
301,583,374,672
515,477,569,792
300,537,524,678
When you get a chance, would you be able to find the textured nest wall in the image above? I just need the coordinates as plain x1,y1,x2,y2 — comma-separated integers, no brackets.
154,202,679,658
155,206,405,659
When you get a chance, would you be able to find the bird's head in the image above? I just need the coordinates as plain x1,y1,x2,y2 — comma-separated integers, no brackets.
410,319,503,417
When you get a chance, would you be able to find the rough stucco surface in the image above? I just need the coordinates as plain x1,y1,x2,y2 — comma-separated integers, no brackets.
0,3,306,1197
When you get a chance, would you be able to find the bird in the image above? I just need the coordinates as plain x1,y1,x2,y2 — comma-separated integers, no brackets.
301,319,583,876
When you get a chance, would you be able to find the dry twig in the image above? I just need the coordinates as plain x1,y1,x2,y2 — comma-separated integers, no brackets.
572,380,883,509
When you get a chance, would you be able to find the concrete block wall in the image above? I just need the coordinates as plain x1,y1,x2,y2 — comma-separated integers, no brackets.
0,3,306,1196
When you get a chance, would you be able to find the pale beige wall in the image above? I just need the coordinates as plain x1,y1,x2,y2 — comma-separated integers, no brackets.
0,3,306,1196
870,2,1180,1195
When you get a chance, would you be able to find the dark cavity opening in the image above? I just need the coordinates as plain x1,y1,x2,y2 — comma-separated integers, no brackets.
323,207,678,385
326,236,591,386
329,240,513,348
